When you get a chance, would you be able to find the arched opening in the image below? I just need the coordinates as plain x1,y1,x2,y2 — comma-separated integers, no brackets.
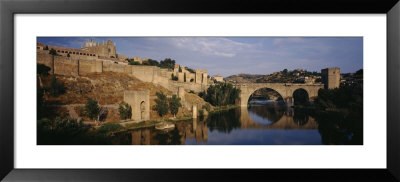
140,101,146,120
293,88,309,105
248,88,284,105
247,88,286,125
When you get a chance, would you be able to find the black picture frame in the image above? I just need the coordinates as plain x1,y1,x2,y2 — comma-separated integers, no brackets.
1,0,399,181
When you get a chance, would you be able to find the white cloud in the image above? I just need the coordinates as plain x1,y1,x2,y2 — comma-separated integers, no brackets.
169,38,253,58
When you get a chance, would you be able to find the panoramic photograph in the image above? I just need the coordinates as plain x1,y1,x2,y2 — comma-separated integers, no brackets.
36,37,363,145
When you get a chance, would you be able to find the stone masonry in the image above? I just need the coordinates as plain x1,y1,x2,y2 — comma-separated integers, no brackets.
321,67,340,89
124,90,150,121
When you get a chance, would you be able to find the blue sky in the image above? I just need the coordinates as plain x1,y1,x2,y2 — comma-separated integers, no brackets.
37,37,363,77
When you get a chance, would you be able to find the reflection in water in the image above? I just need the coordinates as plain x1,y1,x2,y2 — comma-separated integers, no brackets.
206,109,241,133
113,99,362,145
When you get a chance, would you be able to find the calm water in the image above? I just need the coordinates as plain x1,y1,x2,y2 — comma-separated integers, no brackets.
118,99,363,145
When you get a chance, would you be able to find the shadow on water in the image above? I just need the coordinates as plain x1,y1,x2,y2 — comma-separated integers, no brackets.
206,109,241,133
313,110,363,145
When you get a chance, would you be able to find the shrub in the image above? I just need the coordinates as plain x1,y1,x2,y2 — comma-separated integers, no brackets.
128,61,141,65
37,64,51,76
202,103,211,112
50,75,65,97
198,91,205,98
119,102,132,120
199,109,204,115
49,48,57,56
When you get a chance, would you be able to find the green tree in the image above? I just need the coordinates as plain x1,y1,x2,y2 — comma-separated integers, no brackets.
153,92,168,117
44,45,49,50
50,75,65,97
118,102,132,120
67,53,70,57
143,59,159,66
37,64,51,76
282,69,288,75
168,94,181,117
49,48,57,56
160,58,176,69
85,98,100,121
204,82,240,106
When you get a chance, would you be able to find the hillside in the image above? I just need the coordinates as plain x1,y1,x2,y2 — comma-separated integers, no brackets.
226,69,321,84
225,74,264,83
40,72,208,122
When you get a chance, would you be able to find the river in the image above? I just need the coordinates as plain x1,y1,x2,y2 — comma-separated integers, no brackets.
114,99,363,145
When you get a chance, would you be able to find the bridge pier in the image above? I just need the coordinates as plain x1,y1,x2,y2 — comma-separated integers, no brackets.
285,98,293,107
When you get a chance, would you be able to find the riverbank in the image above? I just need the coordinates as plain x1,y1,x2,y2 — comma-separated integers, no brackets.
208,105,239,114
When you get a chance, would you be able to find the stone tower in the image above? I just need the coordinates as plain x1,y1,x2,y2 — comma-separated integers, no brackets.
321,67,340,89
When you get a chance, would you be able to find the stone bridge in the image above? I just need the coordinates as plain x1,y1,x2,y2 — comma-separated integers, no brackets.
235,83,324,107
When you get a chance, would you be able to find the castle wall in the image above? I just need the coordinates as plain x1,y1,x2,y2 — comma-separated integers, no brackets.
131,65,155,83
53,56,79,76
79,59,103,75
37,51,54,71
37,49,208,94
169,81,207,93
102,61,125,73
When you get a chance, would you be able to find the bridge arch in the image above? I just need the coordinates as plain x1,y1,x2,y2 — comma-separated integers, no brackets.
239,86,287,107
248,87,284,104
292,88,309,105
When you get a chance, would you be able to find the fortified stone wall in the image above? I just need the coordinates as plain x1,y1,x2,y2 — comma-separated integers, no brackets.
131,65,155,83
79,59,103,75
37,51,54,72
169,81,208,93
53,56,79,76
41,46,98,61
103,61,125,73
37,51,209,94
